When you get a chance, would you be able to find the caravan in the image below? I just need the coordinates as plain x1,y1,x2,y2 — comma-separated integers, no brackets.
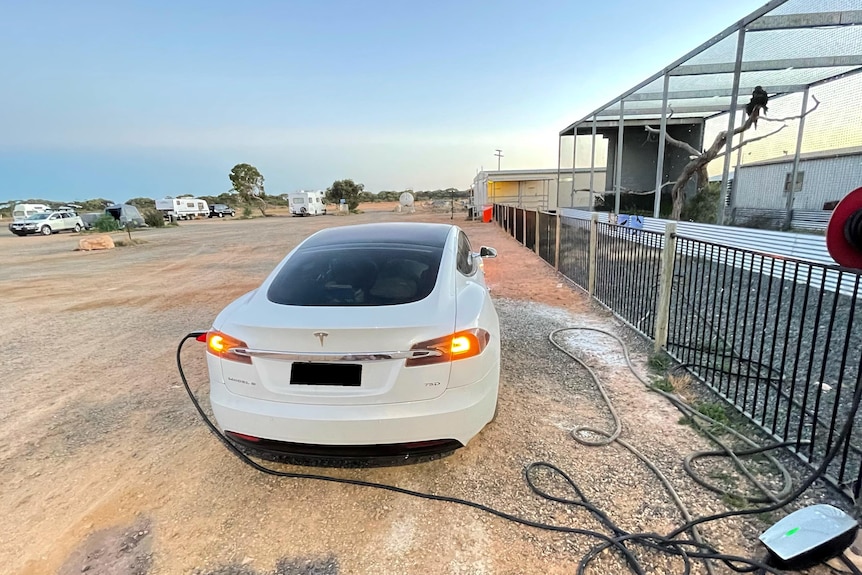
289,191,326,216
155,198,209,220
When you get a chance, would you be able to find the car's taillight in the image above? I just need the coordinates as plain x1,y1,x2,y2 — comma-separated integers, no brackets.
406,328,491,367
205,330,252,364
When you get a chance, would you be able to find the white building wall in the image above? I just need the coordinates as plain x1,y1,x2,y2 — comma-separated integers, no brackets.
473,169,607,212
735,154,862,210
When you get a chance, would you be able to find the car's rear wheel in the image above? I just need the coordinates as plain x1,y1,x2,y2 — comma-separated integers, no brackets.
74,223,82,232
40,225,52,236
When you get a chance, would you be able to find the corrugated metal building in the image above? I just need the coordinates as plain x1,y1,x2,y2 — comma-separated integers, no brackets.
472,168,607,212
732,146,862,229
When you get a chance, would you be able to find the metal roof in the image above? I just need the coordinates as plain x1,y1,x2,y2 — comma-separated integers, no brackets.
560,0,862,135
477,168,598,181
737,144,862,167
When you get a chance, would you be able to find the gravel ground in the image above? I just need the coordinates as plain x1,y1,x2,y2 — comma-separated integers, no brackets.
0,206,845,574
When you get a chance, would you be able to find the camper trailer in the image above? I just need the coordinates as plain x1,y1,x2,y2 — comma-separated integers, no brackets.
289,191,326,216
106,204,146,227
155,198,209,220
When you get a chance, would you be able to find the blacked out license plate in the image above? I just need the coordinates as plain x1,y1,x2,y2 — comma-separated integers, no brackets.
290,363,362,386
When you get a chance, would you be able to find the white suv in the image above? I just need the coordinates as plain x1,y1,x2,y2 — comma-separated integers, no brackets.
10,210,85,236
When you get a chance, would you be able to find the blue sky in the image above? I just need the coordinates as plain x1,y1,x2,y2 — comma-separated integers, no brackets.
0,0,768,203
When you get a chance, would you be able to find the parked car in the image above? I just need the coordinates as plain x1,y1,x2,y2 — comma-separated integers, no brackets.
202,222,500,461
10,210,85,236
106,204,146,228
209,203,236,218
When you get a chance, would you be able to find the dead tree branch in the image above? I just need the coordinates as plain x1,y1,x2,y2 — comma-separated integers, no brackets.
642,95,821,220
644,126,701,157
759,96,820,123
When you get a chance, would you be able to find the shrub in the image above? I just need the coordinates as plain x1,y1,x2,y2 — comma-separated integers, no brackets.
680,182,721,223
695,402,729,425
242,205,253,218
143,209,165,228
94,214,120,232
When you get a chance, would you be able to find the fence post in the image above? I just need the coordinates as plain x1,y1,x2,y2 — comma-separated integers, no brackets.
654,222,678,353
588,213,599,296
522,209,527,246
554,213,562,271
534,210,540,255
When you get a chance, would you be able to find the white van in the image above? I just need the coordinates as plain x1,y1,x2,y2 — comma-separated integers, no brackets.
12,203,50,221
289,191,326,216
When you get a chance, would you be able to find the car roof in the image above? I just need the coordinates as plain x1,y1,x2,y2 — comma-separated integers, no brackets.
302,223,453,249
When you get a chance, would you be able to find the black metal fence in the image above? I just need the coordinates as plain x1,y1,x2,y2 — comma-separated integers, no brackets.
558,217,590,291
537,212,556,266
594,223,664,339
669,236,862,494
491,205,862,498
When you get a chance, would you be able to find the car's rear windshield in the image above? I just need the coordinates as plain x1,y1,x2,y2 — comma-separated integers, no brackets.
267,245,443,306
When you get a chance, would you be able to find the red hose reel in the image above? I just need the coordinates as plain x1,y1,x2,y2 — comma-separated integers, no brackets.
826,186,862,269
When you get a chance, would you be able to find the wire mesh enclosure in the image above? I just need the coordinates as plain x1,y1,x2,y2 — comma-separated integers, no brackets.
554,0,862,229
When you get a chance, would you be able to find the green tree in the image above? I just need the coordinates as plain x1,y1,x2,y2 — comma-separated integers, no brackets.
78,198,115,211
228,163,267,216
126,197,155,210
326,179,364,211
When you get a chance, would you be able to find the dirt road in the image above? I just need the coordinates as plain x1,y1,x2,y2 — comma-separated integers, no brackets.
0,206,826,574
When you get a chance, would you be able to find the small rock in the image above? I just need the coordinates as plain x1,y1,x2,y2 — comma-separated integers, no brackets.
81,566,91,573
241,557,253,565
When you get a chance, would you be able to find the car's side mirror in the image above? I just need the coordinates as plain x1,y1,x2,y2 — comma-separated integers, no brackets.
478,246,497,258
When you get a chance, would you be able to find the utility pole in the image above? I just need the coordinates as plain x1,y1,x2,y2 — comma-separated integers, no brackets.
495,149,503,171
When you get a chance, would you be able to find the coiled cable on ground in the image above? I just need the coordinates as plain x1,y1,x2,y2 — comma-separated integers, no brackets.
178,329,861,574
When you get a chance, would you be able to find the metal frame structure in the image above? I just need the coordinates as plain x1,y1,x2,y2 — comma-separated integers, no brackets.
558,0,862,225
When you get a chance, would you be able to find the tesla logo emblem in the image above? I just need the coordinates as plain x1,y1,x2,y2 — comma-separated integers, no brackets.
313,332,329,347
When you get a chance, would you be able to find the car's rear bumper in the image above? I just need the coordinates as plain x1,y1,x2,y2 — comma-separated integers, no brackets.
209,364,499,450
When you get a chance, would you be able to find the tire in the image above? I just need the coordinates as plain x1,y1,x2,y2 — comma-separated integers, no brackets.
40,225,52,236
219,213,224,218
74,223,82,232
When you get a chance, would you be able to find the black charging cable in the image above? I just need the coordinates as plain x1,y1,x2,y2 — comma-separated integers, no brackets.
178,331,860,574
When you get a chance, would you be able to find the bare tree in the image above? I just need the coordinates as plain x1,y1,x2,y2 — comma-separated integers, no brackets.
645,97,820,220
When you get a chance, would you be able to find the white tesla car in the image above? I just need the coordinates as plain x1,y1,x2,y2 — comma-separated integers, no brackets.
204,222,500,460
